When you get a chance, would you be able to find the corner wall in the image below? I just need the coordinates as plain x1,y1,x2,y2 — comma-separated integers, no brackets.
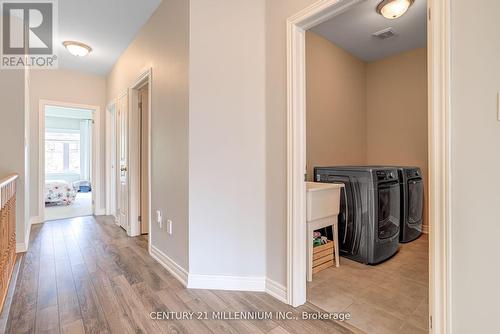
366,48,429,230
189,0,266,279
306,31,367,179
306,34,429,229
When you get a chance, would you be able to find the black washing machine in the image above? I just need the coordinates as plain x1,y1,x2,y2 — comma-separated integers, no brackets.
314,166,400,264
395,167,424,243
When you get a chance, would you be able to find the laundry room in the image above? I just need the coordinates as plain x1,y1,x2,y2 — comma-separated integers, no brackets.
304,1,429,333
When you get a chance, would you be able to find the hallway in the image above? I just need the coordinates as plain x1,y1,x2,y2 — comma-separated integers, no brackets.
6,216,358,334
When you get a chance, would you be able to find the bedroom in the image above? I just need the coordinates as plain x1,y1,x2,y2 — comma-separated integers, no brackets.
43,105,95,221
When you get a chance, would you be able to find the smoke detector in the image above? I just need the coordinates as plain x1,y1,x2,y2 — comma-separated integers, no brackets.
372,27,397,40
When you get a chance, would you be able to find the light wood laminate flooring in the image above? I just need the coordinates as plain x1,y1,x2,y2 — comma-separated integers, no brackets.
6,215,360,334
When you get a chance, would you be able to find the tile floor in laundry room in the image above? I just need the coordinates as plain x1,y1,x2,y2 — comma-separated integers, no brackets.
307,234,429,334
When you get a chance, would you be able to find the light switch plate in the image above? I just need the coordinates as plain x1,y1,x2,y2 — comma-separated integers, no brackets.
167,220,173,235
156,210,162,228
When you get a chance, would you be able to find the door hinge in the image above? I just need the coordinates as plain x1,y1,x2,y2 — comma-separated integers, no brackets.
428,8,431,21
430,315,432,329
138,215,142,222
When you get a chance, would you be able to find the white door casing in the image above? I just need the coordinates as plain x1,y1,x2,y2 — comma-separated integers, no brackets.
286,0,451,333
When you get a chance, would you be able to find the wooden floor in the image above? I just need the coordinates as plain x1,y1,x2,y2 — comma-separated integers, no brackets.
6,216,359,334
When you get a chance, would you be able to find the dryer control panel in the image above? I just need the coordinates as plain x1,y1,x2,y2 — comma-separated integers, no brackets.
376,170,398,182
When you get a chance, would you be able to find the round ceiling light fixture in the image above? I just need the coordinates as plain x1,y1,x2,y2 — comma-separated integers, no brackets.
376,0,415,19
62,40,92,57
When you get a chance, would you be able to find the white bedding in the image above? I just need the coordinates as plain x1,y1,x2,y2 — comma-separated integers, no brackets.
44,180,77,206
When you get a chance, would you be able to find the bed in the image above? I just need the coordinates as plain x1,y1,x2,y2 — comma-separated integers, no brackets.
44,180,77,206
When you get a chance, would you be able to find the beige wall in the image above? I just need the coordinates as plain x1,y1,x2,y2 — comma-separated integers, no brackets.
29,69,107,218
366,48,429,228
106,0,189,270
0,68,27,245
451,1,500,331
306,31,367,179
189,0,266,276
306,34,428,227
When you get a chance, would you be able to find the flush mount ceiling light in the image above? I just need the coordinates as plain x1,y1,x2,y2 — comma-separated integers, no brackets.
376,0,415,19
62,40,92,57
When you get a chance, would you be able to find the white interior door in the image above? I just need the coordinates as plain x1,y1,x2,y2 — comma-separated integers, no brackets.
117,93,129,230
139,84,149,235
109,106,117,216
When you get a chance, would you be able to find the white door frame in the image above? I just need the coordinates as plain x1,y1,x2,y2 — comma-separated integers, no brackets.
105,100,117,217
286,1,451,333
38,99,102,221
128,68,152,243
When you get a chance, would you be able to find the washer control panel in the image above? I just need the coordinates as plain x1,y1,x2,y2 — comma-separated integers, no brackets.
376,170,398,182
405,169,421,178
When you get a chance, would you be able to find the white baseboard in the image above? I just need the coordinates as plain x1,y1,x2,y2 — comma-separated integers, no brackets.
150,245,188,286
265,278,287,303
15,241,28,253
94,208,106,216
16,216,36,253
31,215,43,225
187,274,266,292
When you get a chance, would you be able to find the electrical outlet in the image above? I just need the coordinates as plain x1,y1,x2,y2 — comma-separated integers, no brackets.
167,220,173,235
156,210,163,228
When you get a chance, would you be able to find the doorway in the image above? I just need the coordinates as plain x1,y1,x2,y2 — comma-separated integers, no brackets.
138,83,150,235
39,101,101,222
116,92,129,231
113,69,152,241
286,1,450,334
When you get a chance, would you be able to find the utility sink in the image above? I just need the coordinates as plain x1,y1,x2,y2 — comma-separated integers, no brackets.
306,182,343,222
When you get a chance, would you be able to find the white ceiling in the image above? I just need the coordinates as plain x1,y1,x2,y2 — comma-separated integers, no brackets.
311,0,427,62
56,0,162,75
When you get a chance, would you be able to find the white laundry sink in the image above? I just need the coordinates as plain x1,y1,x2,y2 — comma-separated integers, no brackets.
306,182,343,222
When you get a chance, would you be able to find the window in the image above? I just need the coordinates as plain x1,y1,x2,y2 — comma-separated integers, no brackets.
45,132,80,174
